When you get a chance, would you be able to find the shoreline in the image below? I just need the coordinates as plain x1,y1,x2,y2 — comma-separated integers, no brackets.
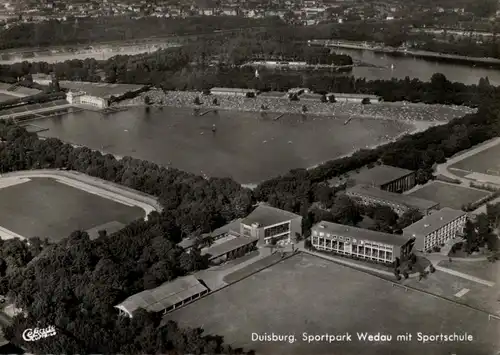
117,89,475,122
240,119,442,189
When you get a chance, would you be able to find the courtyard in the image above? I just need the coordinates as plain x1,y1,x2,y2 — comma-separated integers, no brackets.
408,181,490,210
166,253,498,355
0,177,144,242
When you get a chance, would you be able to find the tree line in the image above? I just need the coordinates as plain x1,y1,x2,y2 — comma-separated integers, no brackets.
0,121,254,354
1,52,494,108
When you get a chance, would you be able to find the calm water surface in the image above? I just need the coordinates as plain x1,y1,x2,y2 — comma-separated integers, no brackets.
339,48,500,85
33,107,412,184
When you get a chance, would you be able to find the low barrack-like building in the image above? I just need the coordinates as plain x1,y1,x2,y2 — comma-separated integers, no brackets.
403,207,467,252
210,87,258,97
346,184,439,215
240,204,302,245
115,275,208,318
332,164,416,193
202,234,258,263
310,221,414,264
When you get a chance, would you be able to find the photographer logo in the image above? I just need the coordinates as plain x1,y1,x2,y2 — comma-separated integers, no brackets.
22,326,57,342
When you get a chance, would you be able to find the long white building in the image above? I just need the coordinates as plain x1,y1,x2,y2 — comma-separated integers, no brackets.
310,221,414,264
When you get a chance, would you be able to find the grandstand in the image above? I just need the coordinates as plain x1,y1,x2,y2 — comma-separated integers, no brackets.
0,99,71,119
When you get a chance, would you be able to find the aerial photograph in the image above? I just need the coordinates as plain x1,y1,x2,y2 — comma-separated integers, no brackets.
0,0,499,354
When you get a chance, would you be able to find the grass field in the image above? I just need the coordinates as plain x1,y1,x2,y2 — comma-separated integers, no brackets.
0,177,143,242
166,253,498,355
0,93,15,102
408,181,489,210
438,260,500,283
450,143,500,176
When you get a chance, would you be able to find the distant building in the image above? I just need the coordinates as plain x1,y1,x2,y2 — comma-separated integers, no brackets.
346,184,439,215
240,204,302,245
310,221,414,264
66,90,109,109
115,275,208,318
210,87,258,97
403,207,467,252
330,93,381,103
331,164,416,193
31,73,52,85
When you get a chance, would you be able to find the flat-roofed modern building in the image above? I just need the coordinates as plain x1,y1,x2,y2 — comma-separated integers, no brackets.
335,164,416,193
115,275,208,318
403,207,467,252
202,234,258,263
310,221,414,264
178,218,243,250
346,184,439,215
210,87,258,96
240,204,302,245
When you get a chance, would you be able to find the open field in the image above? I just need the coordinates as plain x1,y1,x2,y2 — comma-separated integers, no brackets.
450,142,500,176
0,93,15,102
408,181,490,210
438,260,500,283
166,253,499,355
0,177,143,242
403,266,500,316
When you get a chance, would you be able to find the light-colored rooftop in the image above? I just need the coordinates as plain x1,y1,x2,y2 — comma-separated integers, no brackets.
347,184,439,211
403,207,467,238
312,221,411,247
241,204,301,228
115,275,207,315
210,87,257,93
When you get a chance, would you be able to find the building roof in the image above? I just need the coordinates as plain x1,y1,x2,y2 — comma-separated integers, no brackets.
312,221,411,247
347,184,439,211
241,204,301,228
330,93,379,99
178,218,243,250
59,81,146,99
403,207,467,238
202,235,258,260
115,275,207,316
210,87,256,93
347,165,414,187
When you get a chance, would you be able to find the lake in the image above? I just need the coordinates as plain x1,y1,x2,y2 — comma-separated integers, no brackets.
32,107,416,184
339,48,500,86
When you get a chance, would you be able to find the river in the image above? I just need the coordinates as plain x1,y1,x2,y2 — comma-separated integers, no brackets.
30,107,419,184
339,48,500,85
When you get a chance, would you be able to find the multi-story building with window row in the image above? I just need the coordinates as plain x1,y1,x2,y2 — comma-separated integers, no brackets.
346,184,439,215
240,204,302,245
402,207,467,252
310,221,414,264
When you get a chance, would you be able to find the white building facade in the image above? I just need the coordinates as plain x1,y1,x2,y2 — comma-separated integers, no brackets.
403,208,467,252
66,90,109,109
311,221,413,264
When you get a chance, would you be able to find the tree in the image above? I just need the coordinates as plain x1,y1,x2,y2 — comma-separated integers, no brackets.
320,94,327,103
144,95,151,105
328,94,336,103
193,96,201,105
397,209,423,229
301,105,307,113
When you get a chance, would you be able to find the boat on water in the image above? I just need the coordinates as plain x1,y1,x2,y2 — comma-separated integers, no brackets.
212,124,216,133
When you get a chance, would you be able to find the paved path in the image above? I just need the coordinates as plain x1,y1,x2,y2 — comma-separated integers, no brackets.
434,265,496,287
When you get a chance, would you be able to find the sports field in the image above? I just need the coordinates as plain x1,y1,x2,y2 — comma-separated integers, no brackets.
0,93,15,102
408,181,489,210
166,253,498,355
449,143,500,176
0,177,143,242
